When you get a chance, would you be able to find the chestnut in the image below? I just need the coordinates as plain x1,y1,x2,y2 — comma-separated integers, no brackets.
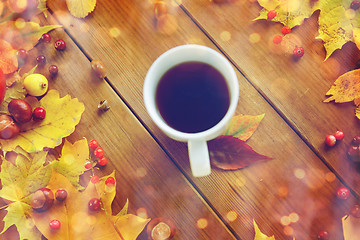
30,188,54,212
0,114,20,139
8,99,32,123
91,59,106,78
146,217,176,240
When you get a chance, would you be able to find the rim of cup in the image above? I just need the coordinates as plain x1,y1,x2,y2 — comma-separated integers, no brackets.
144,44,239,141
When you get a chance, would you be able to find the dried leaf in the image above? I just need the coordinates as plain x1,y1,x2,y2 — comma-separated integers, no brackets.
0,89,85,153
224,114,265,141
0,21,61,51
324,69,360,103
51,138,89,190
342,214,360,240
208,135,271,170
0,39,18,74
112,214,151,240
253,219,276,240
66,0,97,18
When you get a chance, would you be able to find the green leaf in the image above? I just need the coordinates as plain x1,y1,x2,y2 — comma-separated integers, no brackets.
224,114,265,141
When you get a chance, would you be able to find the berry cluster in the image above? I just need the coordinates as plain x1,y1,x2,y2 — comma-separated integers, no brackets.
325,130,345,147
88,139,108,167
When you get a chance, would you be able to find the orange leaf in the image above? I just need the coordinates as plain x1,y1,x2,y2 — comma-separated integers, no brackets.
324,69,360,103
0,39,18,74
224,114,265,141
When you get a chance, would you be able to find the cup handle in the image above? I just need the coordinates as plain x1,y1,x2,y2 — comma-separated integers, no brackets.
188,140,211,177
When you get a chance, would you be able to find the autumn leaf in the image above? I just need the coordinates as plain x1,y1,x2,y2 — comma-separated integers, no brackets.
342,215,360,240
96,171,117,215
32,171,150,240
66,0,97,18
254,0,317,28
51,138,89,190
0,21,61,50
0,39,18,74
224,114,265,141
253,219,276,240
324,69,360,103
208,135,271,170
0,89,85,153
0,149,51,239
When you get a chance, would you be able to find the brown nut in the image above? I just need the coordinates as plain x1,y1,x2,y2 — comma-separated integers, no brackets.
31,188,54,212
8,99,32,123
91,59,106,78
146,217,176,240
0,114,20,139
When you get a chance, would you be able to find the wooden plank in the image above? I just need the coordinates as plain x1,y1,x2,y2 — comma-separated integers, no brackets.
0,13,235,240
176,0,360,196
45,0,356,239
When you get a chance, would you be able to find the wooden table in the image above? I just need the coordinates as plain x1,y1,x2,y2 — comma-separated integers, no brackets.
1,0,360,239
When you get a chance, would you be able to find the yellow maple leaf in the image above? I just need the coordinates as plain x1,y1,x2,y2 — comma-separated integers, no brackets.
51,138,89,190
324,69,360,103
253,220,276,240
0,89,85,153
342,215,360,240
32,171,150,240
66,0,97,18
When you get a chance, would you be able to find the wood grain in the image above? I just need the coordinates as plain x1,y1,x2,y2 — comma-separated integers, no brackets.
44,0,358,239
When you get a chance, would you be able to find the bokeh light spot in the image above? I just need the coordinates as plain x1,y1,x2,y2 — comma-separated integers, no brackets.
196,218,208,229
325,172,336,183
277,186,288,198
280,216,291,226
109,27,121,38
283,226,294,236
136,207,148,219
289,212,299,223
226,210,238,222
220,31,231,42
249,33,261,44
294,168,305,179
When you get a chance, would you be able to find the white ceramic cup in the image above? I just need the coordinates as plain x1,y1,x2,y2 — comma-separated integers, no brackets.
143,44,239,177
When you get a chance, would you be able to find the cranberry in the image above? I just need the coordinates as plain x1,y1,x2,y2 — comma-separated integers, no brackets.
281,26,291,35
36,55,46,66
32,107,46,121
325,135,336,147
49,65,58,76
347,145,359,161
89,140,99,149
272,35,282,44
55,189,67,202
317,230,329,240
17,49,27,59
49,219,61,230
267,10,277,20
105,177,115,186
351,204,360,218
88,198,101,211
336,187,350,200
84,162,92,169
8,99,32,123
293,46,304,58
351,0,360,10
98,157,107,166
41,33,51,43
91,175,99,183
334,130,345,140
94,148,104,158
54,39,66,50
351,136,360,146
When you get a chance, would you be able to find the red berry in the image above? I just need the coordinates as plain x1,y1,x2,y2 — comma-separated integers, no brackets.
281,26,291,35
347,145,359,161
317,230,329,240
49,219,61,230
267,10,277,20
98,157,107,166
351,204,360,218
55,189,67,202
88,198,101,211
89,140,99,149
36,55,46,66
55,39,66,50
337,187,350,200
17,49,27,59
105,176,115,186
41,33,51,43
33,107,46,121
84,161,92,169
351,136,360,146
49,65,58,76
325,135,336,147
94,148,104,158
351,0,360,10
91,175,99,183
272,35,282,44
334,130,345,140
293,46,304,58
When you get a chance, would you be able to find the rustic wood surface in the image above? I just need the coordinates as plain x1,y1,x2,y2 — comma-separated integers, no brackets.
1,0,360,239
